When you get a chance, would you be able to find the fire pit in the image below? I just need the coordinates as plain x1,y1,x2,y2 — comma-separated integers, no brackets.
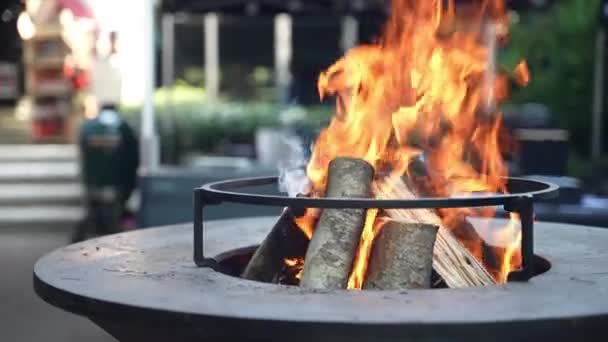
195,176,558,282
33,0,608,339
233,0,556,292
34,215,608,341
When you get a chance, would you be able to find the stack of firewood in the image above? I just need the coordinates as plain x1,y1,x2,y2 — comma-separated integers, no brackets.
242,157,495,290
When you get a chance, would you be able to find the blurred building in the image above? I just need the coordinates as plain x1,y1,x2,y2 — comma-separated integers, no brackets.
0,1,21,107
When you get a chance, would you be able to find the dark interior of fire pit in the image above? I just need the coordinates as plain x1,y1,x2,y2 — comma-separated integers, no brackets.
215,246,257,277
213,245,552,288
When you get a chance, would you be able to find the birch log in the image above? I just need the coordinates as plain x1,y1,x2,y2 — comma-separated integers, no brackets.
300,157,374,289
373,176,496,287
364,221,438,290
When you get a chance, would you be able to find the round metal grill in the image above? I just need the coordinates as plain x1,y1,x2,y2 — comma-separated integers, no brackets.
194,176,559,281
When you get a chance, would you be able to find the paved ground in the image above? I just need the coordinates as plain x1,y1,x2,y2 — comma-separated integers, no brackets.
0,228,115,341
0,145,83,231
0,119,111,340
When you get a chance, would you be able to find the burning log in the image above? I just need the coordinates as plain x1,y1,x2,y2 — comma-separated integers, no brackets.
242,208,309,283
374,176,496,287
406,158,504,278
406,157,489,257
300,157,374,289
364,220,438,290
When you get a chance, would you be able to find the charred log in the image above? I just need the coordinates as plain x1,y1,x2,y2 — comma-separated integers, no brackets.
241,208,309,283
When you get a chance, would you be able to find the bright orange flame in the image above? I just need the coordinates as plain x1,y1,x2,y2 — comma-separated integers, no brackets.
294,208,319,240
347,209,381,290
296,0,528,287
498,213,523,283
513,60,530,86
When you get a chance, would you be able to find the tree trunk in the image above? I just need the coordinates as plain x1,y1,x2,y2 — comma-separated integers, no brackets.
300,157,374,289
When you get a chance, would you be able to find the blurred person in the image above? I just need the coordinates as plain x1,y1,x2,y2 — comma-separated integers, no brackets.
72,31,138,242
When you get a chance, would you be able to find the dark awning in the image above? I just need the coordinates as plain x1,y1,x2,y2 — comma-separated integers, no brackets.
160,0,554,15
160,0,389,16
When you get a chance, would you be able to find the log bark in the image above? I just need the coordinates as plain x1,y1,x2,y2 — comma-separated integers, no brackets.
364,221,438,290
241,208,309,282
373,176,496,287
407,158,506,278
300,157,374,289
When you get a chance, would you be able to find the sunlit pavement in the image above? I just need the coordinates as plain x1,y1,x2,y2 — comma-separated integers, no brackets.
0,227,115,341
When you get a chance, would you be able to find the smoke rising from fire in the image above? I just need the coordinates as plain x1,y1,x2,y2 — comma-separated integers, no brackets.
277,133,311,197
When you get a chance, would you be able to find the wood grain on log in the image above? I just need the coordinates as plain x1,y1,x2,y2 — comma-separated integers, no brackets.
300,157,374,289
373,176,496,287
364,221,438,290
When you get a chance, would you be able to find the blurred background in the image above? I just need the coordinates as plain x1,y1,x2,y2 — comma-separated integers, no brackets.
0,0,606,341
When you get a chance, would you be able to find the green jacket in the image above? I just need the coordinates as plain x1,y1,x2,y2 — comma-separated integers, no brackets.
79,109,139,203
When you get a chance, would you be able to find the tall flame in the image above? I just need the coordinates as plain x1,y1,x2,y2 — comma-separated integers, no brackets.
347,209,381,290
298,0,528,288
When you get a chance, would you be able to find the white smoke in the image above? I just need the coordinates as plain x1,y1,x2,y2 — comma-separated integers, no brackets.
277,133,311,197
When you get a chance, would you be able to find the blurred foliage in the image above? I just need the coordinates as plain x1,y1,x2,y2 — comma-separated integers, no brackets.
501,0,601,156
182,67,206,87
124,1,603,167
180,65,277,102
121,83,332,162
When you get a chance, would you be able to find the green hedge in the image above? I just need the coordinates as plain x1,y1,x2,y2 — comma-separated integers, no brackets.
501,0,600,156
121,84,332,161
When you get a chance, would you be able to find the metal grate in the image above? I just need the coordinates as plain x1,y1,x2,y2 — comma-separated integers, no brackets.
193,176,558,282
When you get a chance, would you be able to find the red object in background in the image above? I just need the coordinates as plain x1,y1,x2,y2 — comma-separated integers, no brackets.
32,117,65,140
72,68,90,89
58,0,95,91
63,63,90,90
57,0,94,19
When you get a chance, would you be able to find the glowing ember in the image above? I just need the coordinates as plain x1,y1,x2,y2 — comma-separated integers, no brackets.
296,0,529,287
284,257,305,280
